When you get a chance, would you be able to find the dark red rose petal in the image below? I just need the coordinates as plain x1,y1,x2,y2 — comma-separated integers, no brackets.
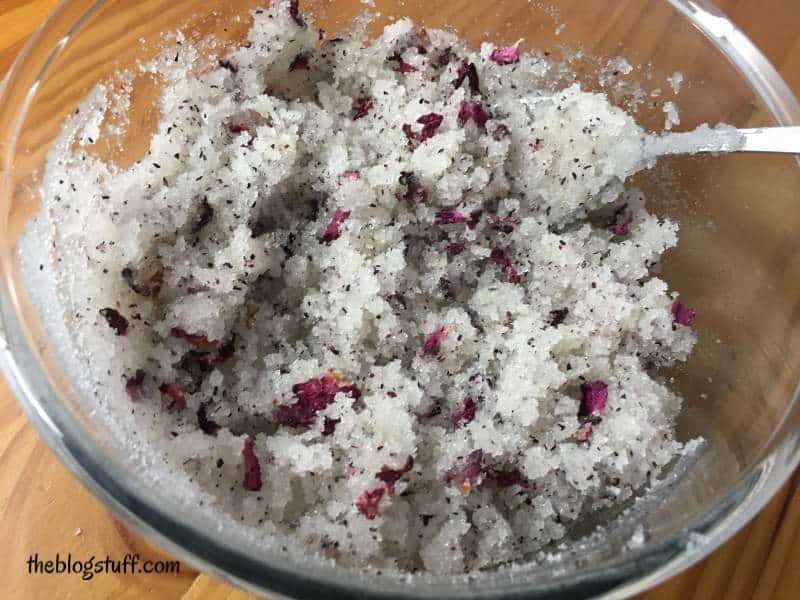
322,417,340,436
197,402,221,436
450,396,477,427
320,208,350,243
355,487,385,519
452,60,480,94
435,209,466,225
289,52,311,71
457,100,489,129
99,308,128,336
490,248,520,283
397,61,418,73
242,437,263,491
159,382,187,409
353,96,373,120
275,372,360,428
125,369,145,401
171,327,218,352
289,0,306,28
579,381,608,418
466,209,483,230
486,466,532,489
671,299,696,326
224,109,269,137
375,455,414,494
446,239,467,256
218,59,239,73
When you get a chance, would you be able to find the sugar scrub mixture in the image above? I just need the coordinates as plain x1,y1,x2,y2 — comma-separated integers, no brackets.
36,1,699,574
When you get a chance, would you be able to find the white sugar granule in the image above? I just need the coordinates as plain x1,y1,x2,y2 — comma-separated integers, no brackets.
27,0,699,574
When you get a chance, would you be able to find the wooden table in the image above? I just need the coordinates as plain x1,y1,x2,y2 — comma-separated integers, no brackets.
1,1,798,598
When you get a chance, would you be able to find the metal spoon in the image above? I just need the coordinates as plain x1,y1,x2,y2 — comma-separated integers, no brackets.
645,125,800,158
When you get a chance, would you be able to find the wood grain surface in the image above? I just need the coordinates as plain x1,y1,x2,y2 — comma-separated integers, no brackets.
1,0,798,598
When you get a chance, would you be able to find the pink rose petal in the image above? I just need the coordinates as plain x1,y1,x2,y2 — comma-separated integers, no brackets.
449,449,483,495
579,381,608,418
355,487,385,519
320,208,350,243
671,299,696,326
490,41,521,65
422,326,449,356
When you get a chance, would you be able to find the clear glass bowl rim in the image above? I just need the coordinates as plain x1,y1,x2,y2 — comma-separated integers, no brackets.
0,1,798,598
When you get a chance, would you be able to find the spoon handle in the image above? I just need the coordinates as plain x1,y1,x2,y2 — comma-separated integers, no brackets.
737,127,800,153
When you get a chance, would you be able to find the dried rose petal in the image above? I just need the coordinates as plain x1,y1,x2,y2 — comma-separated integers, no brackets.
397,61,418,73
609,216,633,236
218,59,238,73
457,100,489,129
574,422,593,442
449,449,483,495
192,197,214,234
438,47,453,67
398,171,426,203
490,41,521,65
242,437,262,491
171,327,218,352
452,60,480,94
275,372,360,428
435,209,466,225
355,487,385,519
340,170,361,181
490,248,520,283
671,299,696,326
450,396,477,427
224,109,269,137
289,52,311,71
214,335,236,364
486,466,532,489
159,382,187,409
488,214,519,234
353,96,373,120
121,268,152,297
197,402,221,436
289,0,306,28
322,417,340,436
375,455,414,494
422,326,448,356
320,208,350,243
404,112,444,143
466,209,483,230
579,381,608,418
492,123,511,140
446,240,467,256
125,369,145,401
548,307,569,327
99,308,128,336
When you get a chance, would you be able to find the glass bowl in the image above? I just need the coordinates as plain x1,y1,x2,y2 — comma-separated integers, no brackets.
1,0,799,598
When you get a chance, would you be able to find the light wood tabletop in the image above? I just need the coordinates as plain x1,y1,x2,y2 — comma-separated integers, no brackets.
1,0,798,598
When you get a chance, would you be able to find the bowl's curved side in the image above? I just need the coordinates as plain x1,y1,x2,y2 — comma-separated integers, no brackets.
0,1,798,599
